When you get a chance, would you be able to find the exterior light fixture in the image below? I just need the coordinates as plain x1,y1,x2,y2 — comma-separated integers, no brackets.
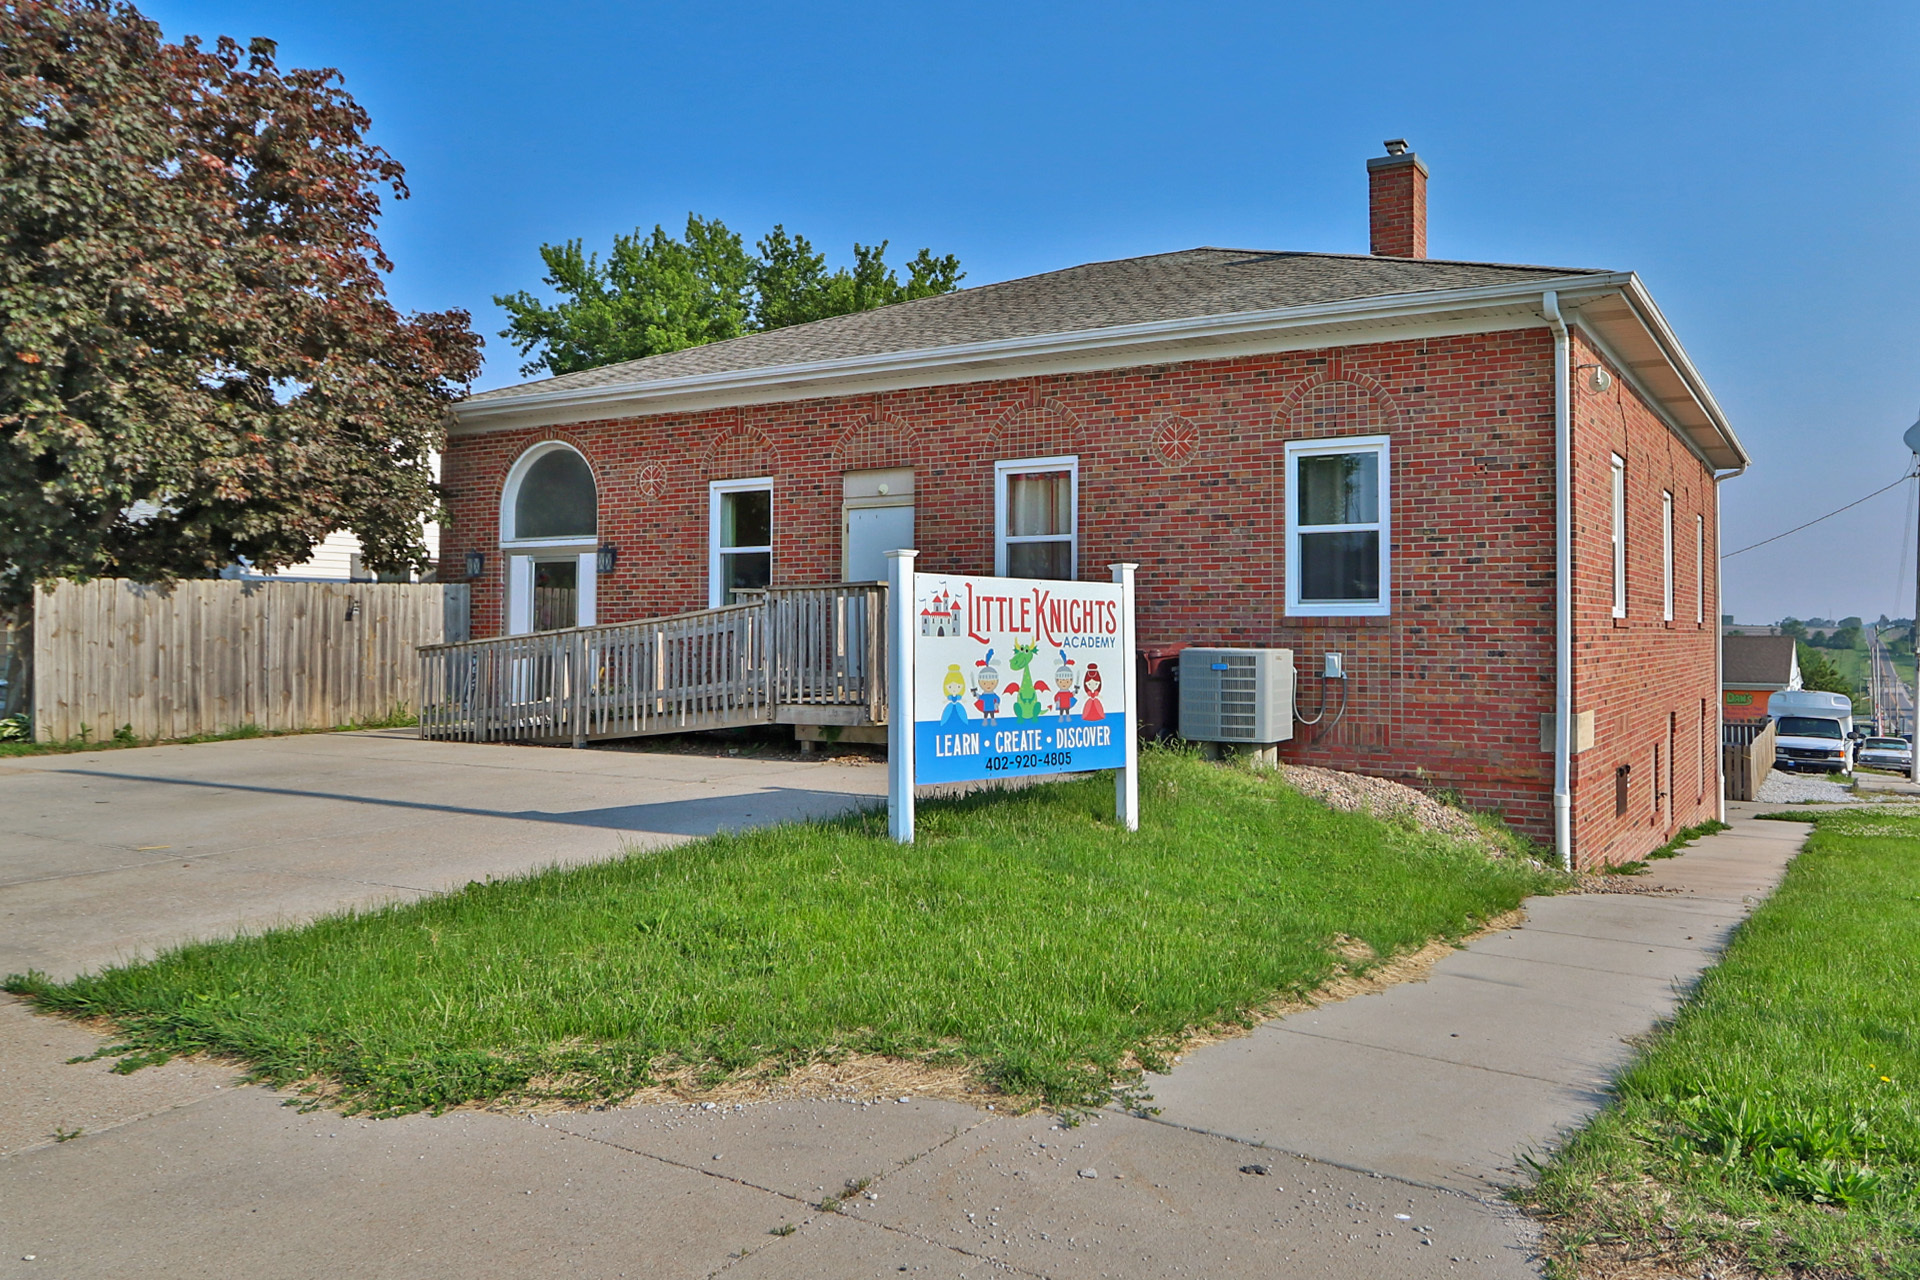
597,544,619,575
464,549,484,580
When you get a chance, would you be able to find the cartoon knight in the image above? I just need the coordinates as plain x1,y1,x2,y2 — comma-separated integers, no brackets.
1050,650,1078,718
971,650,1002,724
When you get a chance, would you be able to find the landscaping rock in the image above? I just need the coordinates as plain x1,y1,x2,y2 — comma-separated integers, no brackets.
1278,764,1501,854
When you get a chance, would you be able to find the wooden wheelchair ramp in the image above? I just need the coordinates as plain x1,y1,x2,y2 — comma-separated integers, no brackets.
417,584,888,745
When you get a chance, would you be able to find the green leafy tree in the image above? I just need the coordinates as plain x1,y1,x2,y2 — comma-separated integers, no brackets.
493,216,754,377
498,219,963,378
0,1,480,619
1778,617,1807,640
1796,643,1853,697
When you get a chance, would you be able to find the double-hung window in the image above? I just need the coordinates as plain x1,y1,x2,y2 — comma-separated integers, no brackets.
1610,455,1627,618
995,456,1077,579
1661,490,1675,623
1286,436,1389,616
1695,513,1705,625
709,478,772,606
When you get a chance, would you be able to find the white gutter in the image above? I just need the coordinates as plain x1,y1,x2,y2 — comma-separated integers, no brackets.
1545,292,1573,872
1713,458,1748,820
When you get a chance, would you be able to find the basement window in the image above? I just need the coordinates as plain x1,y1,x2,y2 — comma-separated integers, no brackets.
1286,436,1390,617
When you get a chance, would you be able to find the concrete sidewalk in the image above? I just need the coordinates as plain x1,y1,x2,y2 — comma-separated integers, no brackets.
0,773,1807,1278
1143,815,1807,1197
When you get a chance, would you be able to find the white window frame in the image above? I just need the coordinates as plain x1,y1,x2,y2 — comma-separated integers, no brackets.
500,441,598,551
1661,490,1675,623
708,477,773,608
1285,435,1391,618
1610,455,1627,618
994,455,1079,579
1695,513,1705,625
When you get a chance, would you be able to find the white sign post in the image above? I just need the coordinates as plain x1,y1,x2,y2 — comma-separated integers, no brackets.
886,548,918,843
887,554,1137,843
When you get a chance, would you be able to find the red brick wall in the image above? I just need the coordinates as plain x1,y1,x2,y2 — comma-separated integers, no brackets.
1566,329,1722,865
1368,159,1427,259
444,329,1622,844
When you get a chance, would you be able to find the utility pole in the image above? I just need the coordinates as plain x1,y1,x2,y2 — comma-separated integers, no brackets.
1905,411,1920,782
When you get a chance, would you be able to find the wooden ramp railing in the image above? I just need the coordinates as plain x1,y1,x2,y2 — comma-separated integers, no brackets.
418,584,888,745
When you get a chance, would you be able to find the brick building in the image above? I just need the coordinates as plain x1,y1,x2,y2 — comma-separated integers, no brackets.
442,143,1749,867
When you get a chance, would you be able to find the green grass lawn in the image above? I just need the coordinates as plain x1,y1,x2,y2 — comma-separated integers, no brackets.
1523,808,1920,1278
5,749,1555,1116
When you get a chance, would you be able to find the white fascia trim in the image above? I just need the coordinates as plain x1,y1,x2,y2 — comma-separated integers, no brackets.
1615,276,1751,470
452,273,1636,431
1566,297,1731,474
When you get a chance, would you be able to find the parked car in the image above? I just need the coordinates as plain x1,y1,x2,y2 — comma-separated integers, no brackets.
1769,690,1855,773
1856,736,1914,772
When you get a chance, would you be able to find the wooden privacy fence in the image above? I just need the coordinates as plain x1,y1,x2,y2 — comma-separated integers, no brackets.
418,583,887,745
1721,716,1777,802
31,578,470,743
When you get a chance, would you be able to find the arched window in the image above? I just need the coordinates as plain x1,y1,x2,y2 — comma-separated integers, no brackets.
504,444,597,543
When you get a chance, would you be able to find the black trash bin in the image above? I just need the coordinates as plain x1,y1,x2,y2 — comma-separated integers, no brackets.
1135,644,1187,742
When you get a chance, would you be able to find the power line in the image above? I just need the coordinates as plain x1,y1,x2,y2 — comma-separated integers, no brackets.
1720,470,1917,560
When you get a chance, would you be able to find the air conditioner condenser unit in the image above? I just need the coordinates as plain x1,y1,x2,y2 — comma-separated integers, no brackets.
1178,648,1295,744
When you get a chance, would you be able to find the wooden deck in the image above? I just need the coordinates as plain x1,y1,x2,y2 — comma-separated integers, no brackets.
417,584,888,745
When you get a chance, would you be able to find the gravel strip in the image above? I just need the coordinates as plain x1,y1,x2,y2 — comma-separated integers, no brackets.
1756,769,1854,805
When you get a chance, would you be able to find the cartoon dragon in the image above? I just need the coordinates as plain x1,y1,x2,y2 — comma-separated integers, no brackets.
1007,640,1051,721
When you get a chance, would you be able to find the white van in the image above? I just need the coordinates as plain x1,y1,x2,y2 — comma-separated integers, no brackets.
1767,689,1855,774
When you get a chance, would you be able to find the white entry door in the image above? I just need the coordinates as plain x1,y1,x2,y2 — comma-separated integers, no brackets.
845,505,915,582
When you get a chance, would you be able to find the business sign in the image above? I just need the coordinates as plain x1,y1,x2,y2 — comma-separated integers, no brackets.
911,572,1128,784
884,554,1138,842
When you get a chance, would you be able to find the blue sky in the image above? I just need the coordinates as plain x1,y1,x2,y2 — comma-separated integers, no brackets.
144,0,1920,624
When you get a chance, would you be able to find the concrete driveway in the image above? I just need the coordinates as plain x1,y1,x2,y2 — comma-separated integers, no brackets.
0,732,1807,1279
0,728,887,982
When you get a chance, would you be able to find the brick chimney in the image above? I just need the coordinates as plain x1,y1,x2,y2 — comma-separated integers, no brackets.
1367,139,1428,259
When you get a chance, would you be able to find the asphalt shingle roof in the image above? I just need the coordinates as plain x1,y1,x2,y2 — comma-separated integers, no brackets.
468,248,1608,402
1722,635,1799,686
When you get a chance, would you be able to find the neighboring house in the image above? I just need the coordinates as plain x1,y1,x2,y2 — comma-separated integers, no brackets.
441,142,1749,867
223,455,443,583
222,527,440,584
1721,634,1801,722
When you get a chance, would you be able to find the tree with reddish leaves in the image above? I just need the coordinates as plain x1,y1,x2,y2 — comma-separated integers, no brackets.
0,0,481,623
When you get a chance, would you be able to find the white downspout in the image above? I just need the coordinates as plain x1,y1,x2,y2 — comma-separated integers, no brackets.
1713,462,1746,820
1545,292,1573,872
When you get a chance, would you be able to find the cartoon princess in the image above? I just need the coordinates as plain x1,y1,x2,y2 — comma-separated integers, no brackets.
972,650,1002,724
939,664,970,727
1050,650,1078,718
1079,664,1106,721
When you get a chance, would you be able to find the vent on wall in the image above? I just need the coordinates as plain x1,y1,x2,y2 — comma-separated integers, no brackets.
1178,648,1295,744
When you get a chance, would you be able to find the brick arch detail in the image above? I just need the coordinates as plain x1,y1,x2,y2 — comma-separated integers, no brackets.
985,396,1085,459
701,420,779,480
1275,370,1405,438
830,415,920,472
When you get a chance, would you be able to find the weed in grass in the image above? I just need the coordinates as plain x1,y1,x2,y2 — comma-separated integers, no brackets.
0,709,413,758
1647,819,1730,860
4,749,1557,1118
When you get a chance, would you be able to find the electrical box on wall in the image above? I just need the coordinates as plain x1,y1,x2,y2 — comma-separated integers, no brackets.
1178,648,1295,744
